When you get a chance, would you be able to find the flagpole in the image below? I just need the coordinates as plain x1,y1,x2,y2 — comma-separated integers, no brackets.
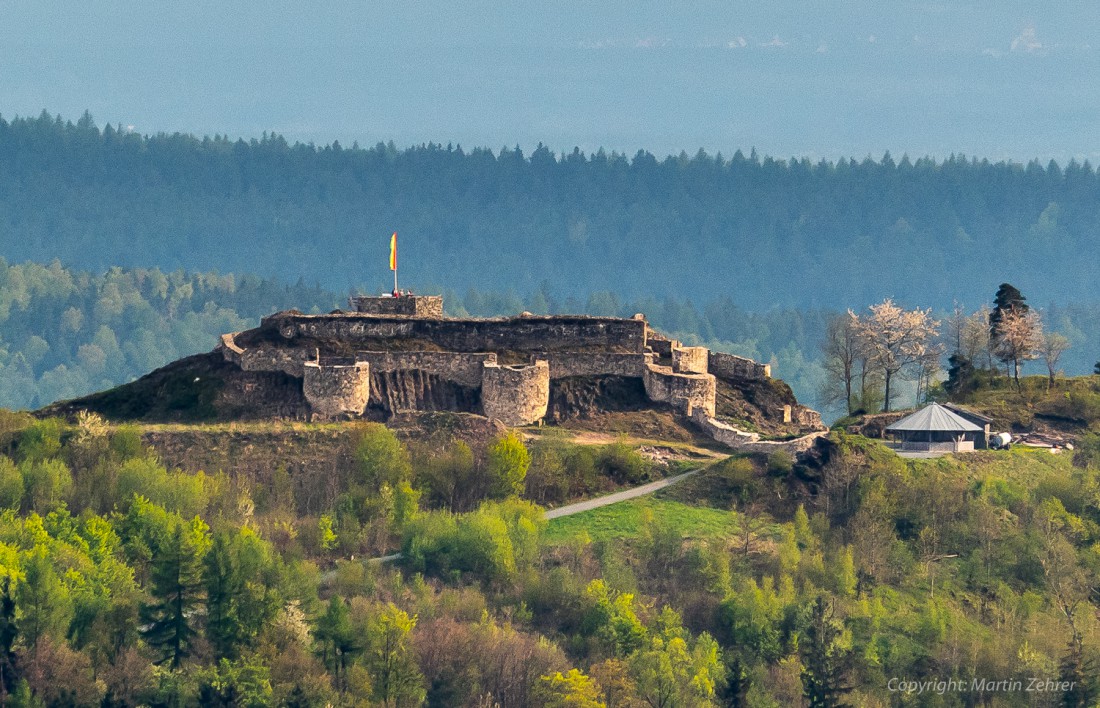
393,237,398,294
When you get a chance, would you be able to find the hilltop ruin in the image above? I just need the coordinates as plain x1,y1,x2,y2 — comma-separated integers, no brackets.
56,294,827,455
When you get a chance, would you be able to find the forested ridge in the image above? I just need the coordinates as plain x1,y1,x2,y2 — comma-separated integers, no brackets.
2,111,1100,308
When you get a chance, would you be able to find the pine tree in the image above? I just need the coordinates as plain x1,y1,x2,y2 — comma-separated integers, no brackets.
0,578,18,700
140,523,205,668
314,598,360,692
720,656,749,707
204,533,244,660
989,283,1028,335
800,596,850,708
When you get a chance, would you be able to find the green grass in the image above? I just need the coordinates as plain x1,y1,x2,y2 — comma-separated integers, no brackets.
544,494,740,544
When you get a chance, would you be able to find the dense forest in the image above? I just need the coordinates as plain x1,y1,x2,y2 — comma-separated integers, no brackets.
2,112,1100,310
0,404,1095,705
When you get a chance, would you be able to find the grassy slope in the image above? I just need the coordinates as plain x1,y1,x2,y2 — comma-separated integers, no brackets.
545,495,739,544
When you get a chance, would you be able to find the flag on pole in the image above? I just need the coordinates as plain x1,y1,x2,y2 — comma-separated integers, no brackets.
389,232,397,271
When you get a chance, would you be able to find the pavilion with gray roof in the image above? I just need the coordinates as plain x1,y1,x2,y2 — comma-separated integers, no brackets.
884,403,984,453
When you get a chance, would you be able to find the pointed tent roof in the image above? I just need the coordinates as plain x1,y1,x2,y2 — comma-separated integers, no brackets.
885,403,983,433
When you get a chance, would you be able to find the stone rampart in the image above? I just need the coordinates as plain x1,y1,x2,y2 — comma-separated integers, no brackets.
355,351,496,387
481,360,550,426
303,361,371,420
240,347,314,378
690,408,826,457
218,333,314,377
348,295,444,319
643,364,716,417
709,351,770,380
673,346,709,374
267,313,647,354
543,352,649,379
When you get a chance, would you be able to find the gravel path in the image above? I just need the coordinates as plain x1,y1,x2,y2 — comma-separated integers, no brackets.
542,468,701,520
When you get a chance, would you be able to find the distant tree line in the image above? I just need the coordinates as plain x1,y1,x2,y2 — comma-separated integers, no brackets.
2,111,1100,311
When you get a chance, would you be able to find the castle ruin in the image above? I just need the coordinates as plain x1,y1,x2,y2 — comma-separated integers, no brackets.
214,294,825,454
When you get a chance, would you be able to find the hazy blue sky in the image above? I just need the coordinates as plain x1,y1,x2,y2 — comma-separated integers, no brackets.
2,2,1097,161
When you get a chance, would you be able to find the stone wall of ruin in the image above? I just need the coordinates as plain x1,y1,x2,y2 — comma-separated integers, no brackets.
302,361,371,420
348,295,444,318
543,352,650,379
355,351,497,387
708,351,771,380
481,360,550,426
690,409,825,457
673,346,709,374
642,363,716,417
267,313,647,354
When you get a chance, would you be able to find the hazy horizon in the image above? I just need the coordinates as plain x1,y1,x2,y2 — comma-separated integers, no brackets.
3,1,1098,163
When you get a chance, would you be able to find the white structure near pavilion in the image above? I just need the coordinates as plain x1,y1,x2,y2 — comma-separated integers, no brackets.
884,403,984,453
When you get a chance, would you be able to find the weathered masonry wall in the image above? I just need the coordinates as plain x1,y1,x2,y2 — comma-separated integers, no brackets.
709,351,770,380
220,333,313,377
355,351,497,387
348,295,444,319
643,363,716,417
645,330,677,357
267,314,648,354
303,361,371,420
673,346,709,374
482,361,550,426
543,352,649,379
690,409,826,457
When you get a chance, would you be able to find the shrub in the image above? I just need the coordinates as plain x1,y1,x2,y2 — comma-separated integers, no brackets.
596,442,651,485
0,457,22,510
21,458,72,513
17,419,63,463
353,423,411,489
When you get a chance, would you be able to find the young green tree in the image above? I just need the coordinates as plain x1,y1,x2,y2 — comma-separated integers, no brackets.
354,423,412,490
140,521,207,668
487,432,530,499
0,458,23,510
16,549,72,654
364,603,425,708
538,669,604,708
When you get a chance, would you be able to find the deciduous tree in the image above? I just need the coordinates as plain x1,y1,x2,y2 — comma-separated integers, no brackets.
854,299,939,411
992,308,1043,390
1040,331,1070,388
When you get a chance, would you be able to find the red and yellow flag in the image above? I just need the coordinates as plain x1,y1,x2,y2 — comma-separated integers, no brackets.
389,232,397,271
